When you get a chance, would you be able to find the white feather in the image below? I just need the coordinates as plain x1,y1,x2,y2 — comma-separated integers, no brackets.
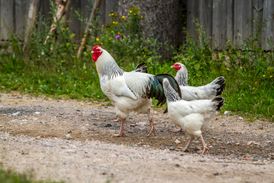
180,85,216,100
124,72,153,97
163,78,222,138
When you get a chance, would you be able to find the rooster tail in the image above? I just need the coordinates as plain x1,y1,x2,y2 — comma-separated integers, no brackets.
135,63,148,73
212,96,224,111
210,76,225,95
149,74,182,106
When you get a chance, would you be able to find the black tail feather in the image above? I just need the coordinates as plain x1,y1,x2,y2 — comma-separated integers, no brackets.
213,76,225,96
149,74,182,106
212,96,224,111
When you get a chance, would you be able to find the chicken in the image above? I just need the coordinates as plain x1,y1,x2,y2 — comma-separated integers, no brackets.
91,45,181,137
172,62,225,101
112,62,148,122
162,78,224,154
135,63,148,73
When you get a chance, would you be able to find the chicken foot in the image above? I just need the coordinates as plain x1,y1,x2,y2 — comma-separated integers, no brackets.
113,118,126,137
183,135,208,154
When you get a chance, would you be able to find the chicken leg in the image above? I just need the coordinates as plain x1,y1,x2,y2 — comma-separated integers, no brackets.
113,118,126,137
147,108,156,136
200,134,209,154
183,136,194,152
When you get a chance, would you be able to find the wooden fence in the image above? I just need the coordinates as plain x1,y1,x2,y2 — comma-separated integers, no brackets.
0,0,273,50
0,0,117,41
188,0,274,50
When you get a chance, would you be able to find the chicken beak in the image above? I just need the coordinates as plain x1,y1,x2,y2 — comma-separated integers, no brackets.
91,50,94,53
170,65,174,69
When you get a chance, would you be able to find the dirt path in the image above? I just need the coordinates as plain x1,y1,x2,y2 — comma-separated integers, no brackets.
0,93,273,183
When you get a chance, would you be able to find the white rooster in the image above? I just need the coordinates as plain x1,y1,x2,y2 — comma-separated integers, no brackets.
162,78,224,154
171,62,225,101
91,45,181,137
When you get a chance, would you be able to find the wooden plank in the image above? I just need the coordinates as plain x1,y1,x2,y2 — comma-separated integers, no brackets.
15,0,29,39
252,0,263,46
39,0,50,19
99,0,105,24
234,0,252,48
69,0,81,40
212,0,226,49
105,0,118,24
198,0,212,44
23,0,40,52
0,0,14,41
226,0,233,44
262,0,274,50
81,0,91,35
187,0,199,41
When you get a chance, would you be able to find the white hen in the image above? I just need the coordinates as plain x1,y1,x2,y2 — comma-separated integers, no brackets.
172,62,225,101
162,78,224,154
91,45,181,137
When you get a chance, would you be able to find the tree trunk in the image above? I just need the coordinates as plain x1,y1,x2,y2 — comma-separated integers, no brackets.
118,0,185,59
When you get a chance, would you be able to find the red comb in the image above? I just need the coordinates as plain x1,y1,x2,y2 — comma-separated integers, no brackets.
92,45,101,50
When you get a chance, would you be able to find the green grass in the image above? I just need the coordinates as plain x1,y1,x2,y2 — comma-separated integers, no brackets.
0,54,273,121
0,167,60,183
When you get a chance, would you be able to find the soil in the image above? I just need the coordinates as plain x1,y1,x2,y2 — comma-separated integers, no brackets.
0,92,273,183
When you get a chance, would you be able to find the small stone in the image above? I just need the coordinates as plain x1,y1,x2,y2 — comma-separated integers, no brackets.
21,150,28,155
238,116,244,120
175,139,181,144
175,164,180,167
169,146,176,151
213,172,221,176
12,111,20,116
224,111,231,116
220,122,226,127
104,123,112,127
252,156,259,161
247,141,260,146
137,122,146,127
40,121,46,125
235,142,240,146
34,111,41,115
258,125,264,130
65,134,72,140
